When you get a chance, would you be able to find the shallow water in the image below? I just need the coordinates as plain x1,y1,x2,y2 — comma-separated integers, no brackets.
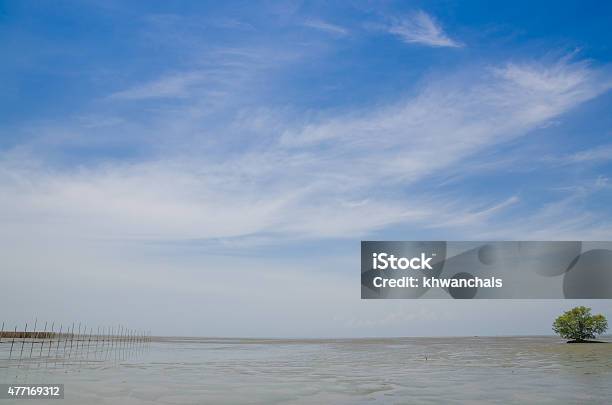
1,336,611,404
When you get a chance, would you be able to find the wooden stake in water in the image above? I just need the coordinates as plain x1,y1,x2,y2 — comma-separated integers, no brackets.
95,326,100,354
85,326,92,361
29,318,38,358
75,323,81,352
68,323,74,359
19,322,28,362
104,326,108,359
9,325,17,359
47,322,55,357
0,321,4,344
55,324,63,368
39,321,48,358
57,324,64,354
115,324,120,361
101,326,105,356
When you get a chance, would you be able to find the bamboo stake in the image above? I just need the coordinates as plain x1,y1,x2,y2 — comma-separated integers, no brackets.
19,322,28,362
29,318,37,358
39,321,48,358
47,322,55,357
9,325,17,359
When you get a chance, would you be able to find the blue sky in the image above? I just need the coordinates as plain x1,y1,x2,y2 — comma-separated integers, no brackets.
1,1,612,337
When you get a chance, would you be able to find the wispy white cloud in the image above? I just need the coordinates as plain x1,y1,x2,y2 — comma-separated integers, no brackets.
108,46,305,103
1,57,609,244
281,58,609,184
429,196,521,228
302,19,348,36
474,191,612,240
531,143,612,169
109,72,206,100
388,11,462,48
567,143,612,163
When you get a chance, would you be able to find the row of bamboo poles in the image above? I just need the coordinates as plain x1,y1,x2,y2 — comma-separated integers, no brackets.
0,320,151,363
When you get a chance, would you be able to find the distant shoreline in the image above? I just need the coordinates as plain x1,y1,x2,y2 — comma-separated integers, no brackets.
0,331,56,339
1,333,610,342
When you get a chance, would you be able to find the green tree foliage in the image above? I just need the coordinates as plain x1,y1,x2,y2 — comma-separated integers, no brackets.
553,306,608,342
